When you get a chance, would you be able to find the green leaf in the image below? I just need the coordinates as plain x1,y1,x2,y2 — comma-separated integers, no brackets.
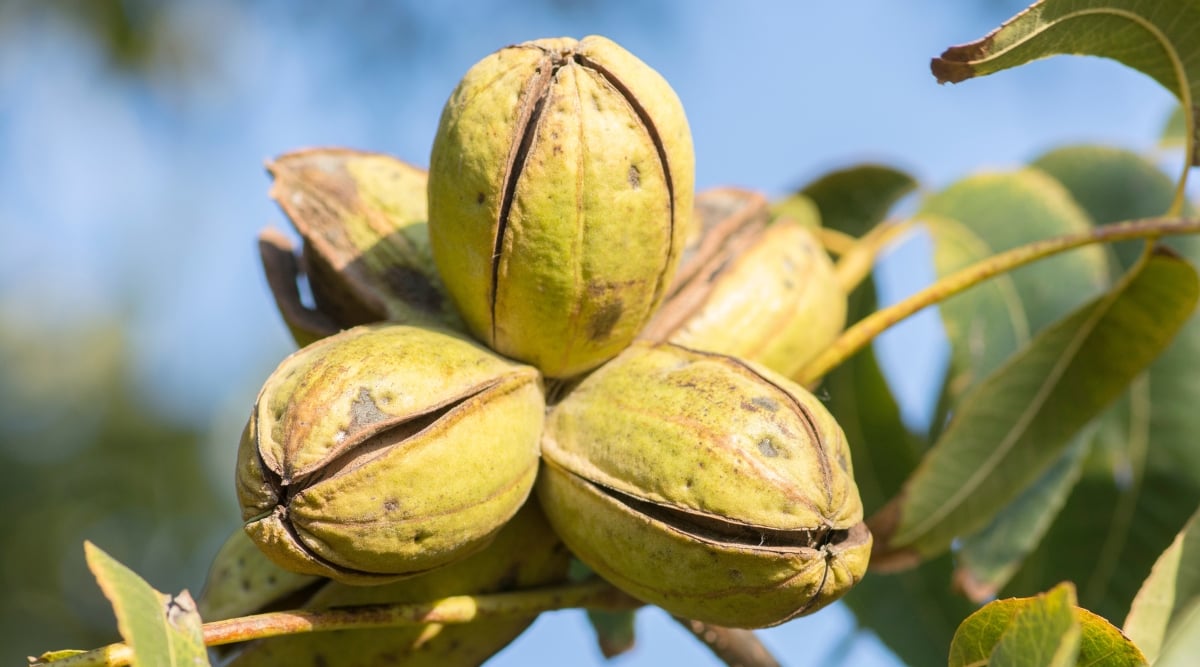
1123,506,1200,662
930,0,1200,166
871,249,1199,565
922,169,1110,395
84,541,210,667
950,583,1146,667
792,163,918,236
1033,145,1189,268
954,436,1091,601
1154,600,1200,667
1003,149,1200,623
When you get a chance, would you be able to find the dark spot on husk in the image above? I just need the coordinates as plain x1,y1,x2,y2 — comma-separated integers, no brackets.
349,388,389,433
382,265,444,314
383,499,399,512
587,298,623,340
628,164,641,189
757,437,779,458
476,192,485,204
751,396,779,412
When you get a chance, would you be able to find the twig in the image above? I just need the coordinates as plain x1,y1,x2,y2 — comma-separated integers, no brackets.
34,581,641,667
672,617,782,667
797,216,1200,384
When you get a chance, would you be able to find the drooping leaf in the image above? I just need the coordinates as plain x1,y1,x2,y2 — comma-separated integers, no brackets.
84,541,210,667
949,583,1146,667
954,436,1091,601
1003,151,1200,623
871,249,1199,566
931,0,1200,166
924,166,1123,597
1123,506,1200,662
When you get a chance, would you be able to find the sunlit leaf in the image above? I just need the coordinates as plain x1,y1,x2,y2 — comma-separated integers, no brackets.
1123,506,1200,662
949,583,1146,667
931,0,1200,166
1004,150,1200,623
1154,600,1200,667
922,169,1110,396
84,541,210,667
871,249,1199,566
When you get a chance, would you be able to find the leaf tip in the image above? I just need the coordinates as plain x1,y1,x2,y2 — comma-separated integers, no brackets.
930,55,975,85
952,567,999,604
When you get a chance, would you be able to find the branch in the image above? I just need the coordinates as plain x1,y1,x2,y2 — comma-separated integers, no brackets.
796,216,1200,384
34,581,642,667
672,617,781,667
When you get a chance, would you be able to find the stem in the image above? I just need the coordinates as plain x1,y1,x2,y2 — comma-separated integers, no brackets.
834,219,918,293
672,617,782,667
36,581,641,667
815,227,858,257
796,216,1200,385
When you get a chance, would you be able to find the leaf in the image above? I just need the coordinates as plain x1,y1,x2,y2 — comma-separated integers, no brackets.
1154,600,1200,667
930,0,1200,166
928,164,1135,598
954,436,1091,601
84,541,210,667
990,583,1081,667
1123,506,1200,662
870,249,1199,566
1003,151,1200,623
949,583,1146,667
922,169,1111,396
1033,145,1190,268
795,164,918,236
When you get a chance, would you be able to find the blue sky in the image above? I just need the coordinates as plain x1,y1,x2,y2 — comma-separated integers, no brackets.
0,1,1182,664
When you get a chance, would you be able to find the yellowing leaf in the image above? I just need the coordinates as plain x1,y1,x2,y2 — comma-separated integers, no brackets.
950,583,1146,667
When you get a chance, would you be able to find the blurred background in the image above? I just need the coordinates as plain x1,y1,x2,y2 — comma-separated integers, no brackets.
0,0,1181,664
